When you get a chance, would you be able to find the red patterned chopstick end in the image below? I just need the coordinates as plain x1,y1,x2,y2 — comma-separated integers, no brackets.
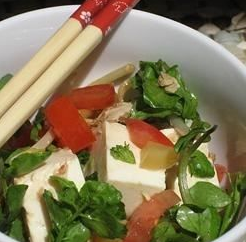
92,0,140,36
71,0,109,28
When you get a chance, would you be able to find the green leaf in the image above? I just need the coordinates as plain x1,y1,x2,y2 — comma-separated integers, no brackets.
151,220,197,242
5,147,30,165
30,108,45,141
174,118,210,153
77,150,90,166
6,185,28,222
151,221,176,242
110,143,135,164
30,124,42,142
177,125,217,205
50,176,81,211
129,60,199,121
130,105,175,119
43,190,73,231
0,74,12,90
80,181,122,207
85,172,98,181
4,148,51,177
43,180,127,241
80,181,126,220
8,218,26,242
176,206,221,241
189,182,231,209
142,68,180,109
220,173,245,234
188,150,215,178
80,211,126,239
60,222,90,242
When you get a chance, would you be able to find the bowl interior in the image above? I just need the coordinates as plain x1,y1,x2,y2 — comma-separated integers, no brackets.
0,5,246,242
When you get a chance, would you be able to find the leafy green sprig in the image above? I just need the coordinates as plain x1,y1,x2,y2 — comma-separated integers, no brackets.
43,177,127,242
177,125,218,204
129,60,198,121
110,142,136,164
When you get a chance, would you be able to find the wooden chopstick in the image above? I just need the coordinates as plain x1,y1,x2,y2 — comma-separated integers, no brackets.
0,0,140,148
0,0,109,118
89,63,135,86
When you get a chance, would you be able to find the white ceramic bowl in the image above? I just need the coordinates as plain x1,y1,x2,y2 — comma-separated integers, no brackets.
1,5,246,242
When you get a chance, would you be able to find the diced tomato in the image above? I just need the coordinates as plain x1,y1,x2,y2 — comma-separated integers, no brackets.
45,96,95,153
125,119,174,149
123,190,180,242
69,84,116,110
215,164,227,183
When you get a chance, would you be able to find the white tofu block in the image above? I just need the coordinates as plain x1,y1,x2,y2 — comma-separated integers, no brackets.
163,128,220,199
15,149,85,242
94,121,166,217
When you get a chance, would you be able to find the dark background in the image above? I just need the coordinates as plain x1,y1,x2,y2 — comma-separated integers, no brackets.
0,0,246,29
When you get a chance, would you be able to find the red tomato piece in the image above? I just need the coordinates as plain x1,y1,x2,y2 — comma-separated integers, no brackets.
123,190,180,242
69,84,116,110
126,119,174,149
45,96,95,153
215,164,227,183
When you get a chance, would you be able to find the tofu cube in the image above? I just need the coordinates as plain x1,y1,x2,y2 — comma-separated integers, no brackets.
93,121,166,217
15,149,85,242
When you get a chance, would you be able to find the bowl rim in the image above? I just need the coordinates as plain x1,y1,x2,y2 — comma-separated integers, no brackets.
0,5,246,242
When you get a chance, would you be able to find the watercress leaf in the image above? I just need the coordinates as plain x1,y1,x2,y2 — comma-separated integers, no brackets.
0,74,12,90
0,148,13,160
151,221,176,242
188,150,215,178
60,221,90,242
30,108,45,141
8,218,26,242
5,147,30,165
80,181,122,206
201,207,221,241
151,220,197,242
0,209,5,229
166,65,183,86
80,211,126,239
77,150,90,166
176,206,200,234
143,64,157,79
43,190,73,231
0,158,8,198
85,172,98,181
177,126,217,205
4,148,51,178
6,185,28,222
220,173,245,234
49,176,81,210
189,181,231,209
174,117,211,153
110,143,135,164
142,72,180,109
130,107,175,120
176,205,221,241
180,91,198,119
30,125,41,142
174,127,203,153
80,181,126,220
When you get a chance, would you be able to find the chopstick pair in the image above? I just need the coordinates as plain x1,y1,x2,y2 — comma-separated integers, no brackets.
0,0,108,118
0,0,140,148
